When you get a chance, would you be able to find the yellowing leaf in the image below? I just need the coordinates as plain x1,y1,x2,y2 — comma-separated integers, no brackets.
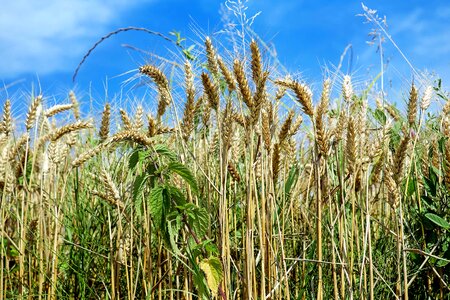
199,256,223,297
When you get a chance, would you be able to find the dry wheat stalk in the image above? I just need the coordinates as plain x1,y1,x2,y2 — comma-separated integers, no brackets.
69,91,81,120
250,71,268,126
407,83,418,126
227,162,241,183
392,134,410,184
99,103,111,141
278,110,295,144
262,111,271,150
8,133,29,162
315,79,330,155
217,56,236,92
139,65,171,119
233,59,253,109
26,95,42,131
384,103,401,121
342,75,353,102
222,100,234,150
51,120,93,142
275,79,314,117
45,104,74,118
202,101,211,128
289,115,303,136
233,112,246,128
250,40,263,83
201,72,220,111
182,61,196,141
101,169,120,201
134,105,144,131
120,109,133,131
420,85,433,111
205,37,220,77
275,86,286,102
1,99,12,136
147,114,157,137
272,142,281,182
109,130,153,147
346,119,356,174
72,144,105,167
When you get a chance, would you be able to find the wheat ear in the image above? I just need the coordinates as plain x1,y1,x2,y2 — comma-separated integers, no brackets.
99,103,111,141
1,99,12,136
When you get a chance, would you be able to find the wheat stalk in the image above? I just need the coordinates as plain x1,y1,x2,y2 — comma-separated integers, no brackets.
25,95,43,131
1,99,12,136
99,103,111,141
139,65,172,120
51,120,93,142
45,104,74,118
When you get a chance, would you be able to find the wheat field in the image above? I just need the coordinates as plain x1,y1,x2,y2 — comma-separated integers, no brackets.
1,25,450,300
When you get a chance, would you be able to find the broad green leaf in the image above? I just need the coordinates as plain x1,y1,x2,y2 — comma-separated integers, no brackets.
406,177,416,197
133,174,147,201
166,185,187,206
168,162,198,194
153,144,178,162
425,213,450,230
190,207,209,238
129,150,140,170
374,108,386,125
166,212,182,255
199,256,223,297
148,185,165,230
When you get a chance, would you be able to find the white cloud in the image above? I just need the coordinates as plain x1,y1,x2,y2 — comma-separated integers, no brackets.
0,0,153,78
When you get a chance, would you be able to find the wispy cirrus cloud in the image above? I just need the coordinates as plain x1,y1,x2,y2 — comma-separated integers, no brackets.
0,0,154,78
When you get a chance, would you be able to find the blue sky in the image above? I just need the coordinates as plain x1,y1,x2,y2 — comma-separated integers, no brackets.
1,0,449,112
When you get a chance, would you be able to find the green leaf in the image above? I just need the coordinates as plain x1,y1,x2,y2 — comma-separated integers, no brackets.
166,212,182,255
190,207,209,238
133,174,147,201
374,108,386,125
199,256,223,297
133,174,147,216
406,176,416,197
129,150,140,170
153,144,178,162
166,185,187,206
168,162,198,194
148,185,165,230
285,165,299,195
425,213,450,230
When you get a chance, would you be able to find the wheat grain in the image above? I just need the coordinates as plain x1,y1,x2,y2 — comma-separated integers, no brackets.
342,75,353,102
201,72,220,111
346,119,356,174
134,105,144,131
315,79,330,155
72,144,105,167
26,95,42,131
420,85,433,111
205,37,220,77
250,40,263,83
51,120,93,142
139,65,171,119
233,59,253,109
275,79,314,117
99,103,111,141
109,130,153,147
182,61,196,141
45,104,74,118
1,99,12,136
69,91,81,120
217,56,236,92
407,83,418,126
